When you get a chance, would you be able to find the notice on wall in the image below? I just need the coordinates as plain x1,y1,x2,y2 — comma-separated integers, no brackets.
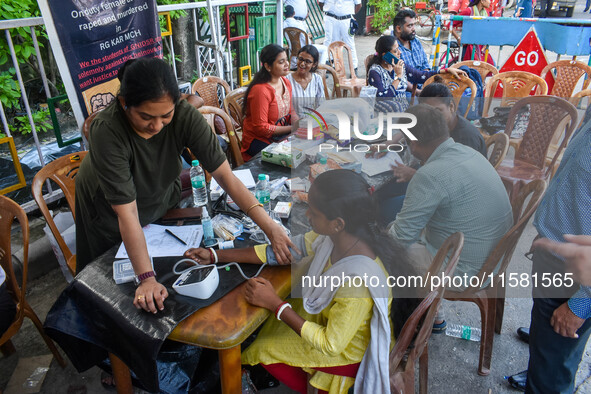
38,0,162,122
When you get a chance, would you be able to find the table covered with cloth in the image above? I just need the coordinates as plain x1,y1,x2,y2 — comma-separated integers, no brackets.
44,247,261,392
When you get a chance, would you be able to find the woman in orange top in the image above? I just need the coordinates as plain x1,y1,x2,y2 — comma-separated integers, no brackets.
241,44,295,161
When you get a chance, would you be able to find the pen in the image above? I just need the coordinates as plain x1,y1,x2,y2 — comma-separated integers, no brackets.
165,229,187,245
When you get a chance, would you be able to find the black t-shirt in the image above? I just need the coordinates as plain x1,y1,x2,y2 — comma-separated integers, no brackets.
75,99,225,270
451,115,487,157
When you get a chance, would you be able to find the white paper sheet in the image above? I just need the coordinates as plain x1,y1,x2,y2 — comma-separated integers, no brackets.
361,152,404,177
210,169,256,190
115,224,203,258
209,169,256,200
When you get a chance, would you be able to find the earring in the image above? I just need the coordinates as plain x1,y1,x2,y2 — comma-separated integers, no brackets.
124,105,128,110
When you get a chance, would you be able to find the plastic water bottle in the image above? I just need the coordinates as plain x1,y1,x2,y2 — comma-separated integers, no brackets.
190,160,207,207
255,173,271,212
445,323,481,342
201,207,214,243
318,155,329,175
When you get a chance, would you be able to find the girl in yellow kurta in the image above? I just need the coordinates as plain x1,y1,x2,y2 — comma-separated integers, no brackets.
184,170,410,394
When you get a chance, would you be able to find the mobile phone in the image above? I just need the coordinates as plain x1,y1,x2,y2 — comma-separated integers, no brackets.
383,52,399,65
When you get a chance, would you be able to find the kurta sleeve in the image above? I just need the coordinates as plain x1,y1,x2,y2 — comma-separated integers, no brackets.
368,68,395,98
405,64,438,85
247,85,278,139
314,73,325,106
255,231,319,265
453,8,472,29
300,295,374,356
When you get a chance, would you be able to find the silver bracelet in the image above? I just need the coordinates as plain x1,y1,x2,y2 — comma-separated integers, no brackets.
276,303,292,321
209,248,218,264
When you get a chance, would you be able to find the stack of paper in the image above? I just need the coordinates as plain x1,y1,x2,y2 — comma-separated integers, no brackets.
115,224,203,258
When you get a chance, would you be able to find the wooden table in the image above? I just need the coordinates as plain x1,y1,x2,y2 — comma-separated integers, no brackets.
111,265,292,394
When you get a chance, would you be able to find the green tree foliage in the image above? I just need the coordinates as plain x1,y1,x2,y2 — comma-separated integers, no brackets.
368,0,409,31
0,0,43,66
9,108,53,136
0,69,21,110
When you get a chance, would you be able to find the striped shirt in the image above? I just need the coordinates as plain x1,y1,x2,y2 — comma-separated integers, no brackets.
287,72,324,116
534,112,591,319
389,138,513,276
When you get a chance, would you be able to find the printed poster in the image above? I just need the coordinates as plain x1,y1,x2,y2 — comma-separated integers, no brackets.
39,0,162,118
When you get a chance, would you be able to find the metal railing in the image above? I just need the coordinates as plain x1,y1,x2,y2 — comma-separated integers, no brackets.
0,1,282,211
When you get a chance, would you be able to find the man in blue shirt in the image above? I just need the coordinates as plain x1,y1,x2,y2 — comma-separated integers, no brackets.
513,108,591,393
393,9,430,71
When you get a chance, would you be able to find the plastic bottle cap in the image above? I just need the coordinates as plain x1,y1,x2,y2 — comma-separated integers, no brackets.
192,160,200,166
225,266,230,271
258,174,266,180
319,157,327,164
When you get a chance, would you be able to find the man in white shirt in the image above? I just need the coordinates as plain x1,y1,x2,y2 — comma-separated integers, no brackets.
318,0,362,70
284,5,328,69
284,0,308,20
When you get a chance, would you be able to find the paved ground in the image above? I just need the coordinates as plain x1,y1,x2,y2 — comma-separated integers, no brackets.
2,4,591,393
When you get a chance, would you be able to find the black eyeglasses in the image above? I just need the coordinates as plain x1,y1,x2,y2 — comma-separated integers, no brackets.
297,57,314,65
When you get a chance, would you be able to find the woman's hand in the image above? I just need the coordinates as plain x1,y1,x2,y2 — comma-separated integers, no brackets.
265,220,297,265
394,59,405,78
244,277,282,311
183,248,212,265
445,68,468,79
134,277,168,313
391,163,417,183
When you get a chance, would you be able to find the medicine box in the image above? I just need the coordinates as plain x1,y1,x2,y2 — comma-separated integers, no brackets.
295,126,324,141
261,142,305,168
273,202,292,219
113,256,154,284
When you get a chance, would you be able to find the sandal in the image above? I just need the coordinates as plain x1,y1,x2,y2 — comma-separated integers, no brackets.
506,370,527,392
432,320,447,334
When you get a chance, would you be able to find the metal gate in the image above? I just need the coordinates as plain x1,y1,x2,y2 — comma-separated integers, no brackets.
306,0,325,40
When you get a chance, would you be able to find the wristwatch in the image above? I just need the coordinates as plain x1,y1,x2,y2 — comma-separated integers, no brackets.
134,270,156,285
393,75,401,81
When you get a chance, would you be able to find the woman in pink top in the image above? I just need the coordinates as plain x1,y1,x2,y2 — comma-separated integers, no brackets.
241,44,296,161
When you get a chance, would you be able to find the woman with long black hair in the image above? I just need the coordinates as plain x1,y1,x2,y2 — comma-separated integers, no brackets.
75,57,294,314
366,35,466,112
241,44,296,161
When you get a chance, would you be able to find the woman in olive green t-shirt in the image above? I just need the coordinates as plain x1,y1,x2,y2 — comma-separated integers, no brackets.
76,57,295,314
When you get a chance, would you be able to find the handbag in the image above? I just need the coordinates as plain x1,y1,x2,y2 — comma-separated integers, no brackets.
349,18,359,35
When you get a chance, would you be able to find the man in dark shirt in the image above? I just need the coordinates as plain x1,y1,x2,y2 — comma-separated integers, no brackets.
419,82,487,156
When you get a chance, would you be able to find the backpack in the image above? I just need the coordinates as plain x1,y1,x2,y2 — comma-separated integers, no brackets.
457,65,484,120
